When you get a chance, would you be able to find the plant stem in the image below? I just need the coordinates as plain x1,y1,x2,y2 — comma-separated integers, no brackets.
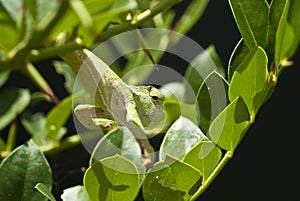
29,0,181,62
5,118,18,153
22,62,59,104
41,134,82,155
190,151,233,201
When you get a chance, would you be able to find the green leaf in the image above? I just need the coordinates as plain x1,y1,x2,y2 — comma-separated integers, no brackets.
184,45,225,104
90,127,145,175
79,0,138,45
288,0,300,55
281,22,296,59
0,0,22,22
0,5,18,51
35,183,56,201
21,111,49,146
228,39,250,81
196,71,228,134
183,141,222,182
142,155,202,201
0,70,10,87
160,82,186,103
53,61,76,94
0,141,52,201
159,116,207,161
173,0,208,34
0,88,30,130
209,97,250,151
228,0,269,49
269,0,290,68
228,46,268,118
45,95,73,141
61,186,90,201
84,155,140,201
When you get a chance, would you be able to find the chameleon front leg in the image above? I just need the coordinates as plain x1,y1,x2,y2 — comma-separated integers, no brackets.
74,104,115,132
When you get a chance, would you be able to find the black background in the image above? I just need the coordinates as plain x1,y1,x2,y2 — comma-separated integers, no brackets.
2,0,300,200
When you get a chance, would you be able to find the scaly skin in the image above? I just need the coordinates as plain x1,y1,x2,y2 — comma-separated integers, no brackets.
62,49,165,167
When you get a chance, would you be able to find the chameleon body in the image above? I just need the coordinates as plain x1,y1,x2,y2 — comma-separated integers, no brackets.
62,49,165,167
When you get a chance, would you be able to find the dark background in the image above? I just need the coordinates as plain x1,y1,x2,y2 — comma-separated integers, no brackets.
2,0,299,200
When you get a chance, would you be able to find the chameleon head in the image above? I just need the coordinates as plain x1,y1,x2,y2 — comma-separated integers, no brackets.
131,85,165,129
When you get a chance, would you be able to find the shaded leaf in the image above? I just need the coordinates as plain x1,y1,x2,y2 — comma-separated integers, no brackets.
53,61,76,94
61,186,90,201
143,155,201,201
229,46,268,118
196,71,228,134
84,155,140,201
0,88,30,130
0,141,52,201
209,97,250,151
35,183,56,201
184,45,225,104
20,111,49,146
159,116,207,161
183,141,222,182
228,39,249,81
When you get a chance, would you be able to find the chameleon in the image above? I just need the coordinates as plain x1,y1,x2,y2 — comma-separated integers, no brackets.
62,48,165,167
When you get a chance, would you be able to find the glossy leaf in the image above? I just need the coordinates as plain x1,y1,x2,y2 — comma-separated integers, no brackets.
35,183,56,201
196,71,228,134
53,61,76,94
0,141,52,201
229,46,268,118
228,39,249,81
84,155,140,201
183,141,222,182
0,88,30,130
209,97,250,151
159,116,207,161
90,127,144,174
229,0,269,49
45,95,73,141
61,186,90,201
269,0,290,68
143,155,202,201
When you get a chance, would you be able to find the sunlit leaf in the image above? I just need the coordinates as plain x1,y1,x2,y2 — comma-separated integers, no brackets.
84,155,140,201
35,183,56,201
143,155,201,201
61,186,90,201
159,116,207,161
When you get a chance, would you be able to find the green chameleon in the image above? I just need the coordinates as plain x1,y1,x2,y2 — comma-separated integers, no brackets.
62,49,165,167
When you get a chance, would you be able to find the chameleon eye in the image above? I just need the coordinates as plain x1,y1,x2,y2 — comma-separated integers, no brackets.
151,95,158,101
